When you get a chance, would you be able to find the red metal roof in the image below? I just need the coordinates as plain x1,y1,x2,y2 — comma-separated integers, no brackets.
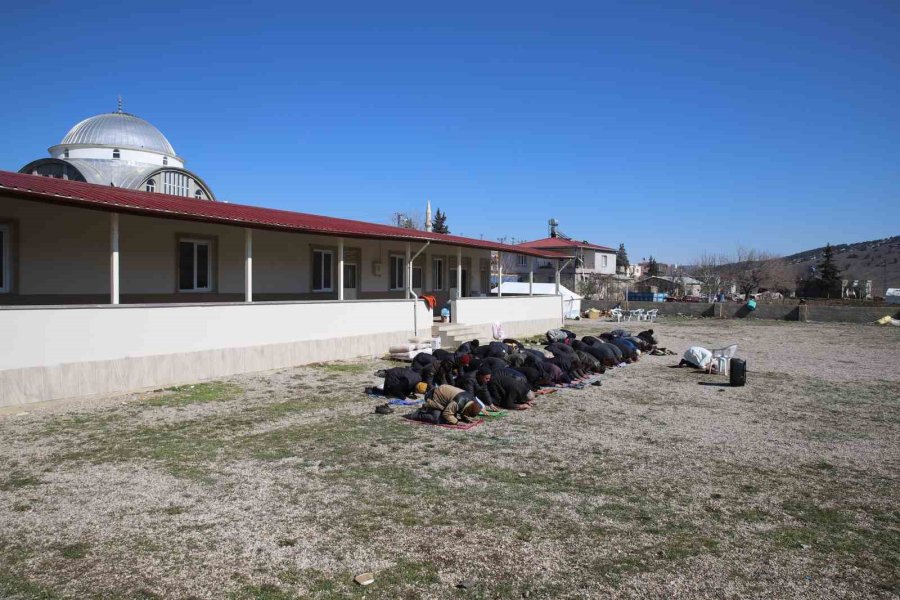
518,236,615,252
0,171,566,259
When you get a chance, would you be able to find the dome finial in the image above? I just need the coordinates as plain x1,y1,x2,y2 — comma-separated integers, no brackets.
117,95,123,113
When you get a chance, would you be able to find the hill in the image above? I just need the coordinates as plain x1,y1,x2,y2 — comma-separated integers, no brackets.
783,236,900,295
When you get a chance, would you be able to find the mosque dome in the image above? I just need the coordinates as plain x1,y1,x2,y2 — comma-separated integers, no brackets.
59,111,176,156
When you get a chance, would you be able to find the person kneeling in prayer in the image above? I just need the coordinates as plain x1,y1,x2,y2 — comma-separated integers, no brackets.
410,384,482,425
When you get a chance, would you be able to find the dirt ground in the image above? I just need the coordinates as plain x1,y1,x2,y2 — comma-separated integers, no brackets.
1,318,898,599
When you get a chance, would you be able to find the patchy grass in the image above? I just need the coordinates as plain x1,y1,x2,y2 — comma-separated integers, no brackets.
145,382,243,407
1,320,899,599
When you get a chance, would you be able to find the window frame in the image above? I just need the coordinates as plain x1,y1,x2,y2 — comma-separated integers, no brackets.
145,179,155,193
517,254,528,267
602,255,608,268
176,236,215,293
412,265,423,289
389,254,405,291
431,256,444,291
0,223,12,294
312,249,334,292
112,148,121,159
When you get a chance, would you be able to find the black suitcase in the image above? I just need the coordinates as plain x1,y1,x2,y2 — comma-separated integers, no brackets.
730,358,746,387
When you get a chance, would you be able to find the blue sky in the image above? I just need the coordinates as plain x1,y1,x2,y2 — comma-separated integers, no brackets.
2,1,898,263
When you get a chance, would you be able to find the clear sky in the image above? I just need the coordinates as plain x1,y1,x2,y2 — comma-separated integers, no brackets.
2,1,897,263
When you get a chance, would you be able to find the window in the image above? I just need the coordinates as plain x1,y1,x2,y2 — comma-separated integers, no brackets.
602,255,608,268
64,148,69,158
313,249,333,292
517,254,527,267
178,239,212,292
112,148,120,159
412,265,423,289
194,189,203,199
145,179,155,193
163,171,190,196
0,224,10,293
432,257,444,290
389,255,405,290
163,156,168,166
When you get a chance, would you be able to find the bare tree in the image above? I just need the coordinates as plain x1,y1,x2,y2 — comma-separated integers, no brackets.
724,248,782,299
690,252,726,299
388,210,425,230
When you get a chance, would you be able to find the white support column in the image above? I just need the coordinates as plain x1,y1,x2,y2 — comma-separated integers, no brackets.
338,237,345,301
110,213,120,305
498,253,503,297
405,242,412,299
244,228,253,303
555,260,561,296
529,258,534,296
456,246,463,297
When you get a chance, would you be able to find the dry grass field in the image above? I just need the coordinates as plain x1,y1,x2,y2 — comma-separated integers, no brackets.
1,319,898,599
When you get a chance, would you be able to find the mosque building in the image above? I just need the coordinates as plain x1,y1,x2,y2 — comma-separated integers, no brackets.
18,99,215,200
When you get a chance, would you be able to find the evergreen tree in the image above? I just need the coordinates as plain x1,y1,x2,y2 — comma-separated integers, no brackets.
817,243,841,296
432,209,450,234
646,256,659,276
616,243,630,270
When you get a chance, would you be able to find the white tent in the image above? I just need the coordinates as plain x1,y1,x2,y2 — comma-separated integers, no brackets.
490,282,583,318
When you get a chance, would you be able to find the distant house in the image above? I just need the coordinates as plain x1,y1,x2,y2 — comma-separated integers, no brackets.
501,234,617,292
638,275,702,297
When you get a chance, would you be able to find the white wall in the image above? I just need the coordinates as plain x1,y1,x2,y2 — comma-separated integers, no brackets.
0,299,433,406
50,146,184,168
451,295,562,327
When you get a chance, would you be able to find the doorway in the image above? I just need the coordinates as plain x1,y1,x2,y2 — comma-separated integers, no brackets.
343,263,358,299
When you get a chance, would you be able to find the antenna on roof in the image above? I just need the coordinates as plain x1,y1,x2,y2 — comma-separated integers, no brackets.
117,95,123,113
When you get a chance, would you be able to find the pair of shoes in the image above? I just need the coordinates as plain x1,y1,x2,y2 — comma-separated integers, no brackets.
374,403,394,415
364,386,375,395
374,369,387,377
591,380,603,386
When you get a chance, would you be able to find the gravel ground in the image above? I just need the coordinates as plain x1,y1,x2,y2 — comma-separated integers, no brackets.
0,318,898,599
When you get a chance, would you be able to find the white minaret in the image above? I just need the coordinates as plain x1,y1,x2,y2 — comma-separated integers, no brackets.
425,200,433,232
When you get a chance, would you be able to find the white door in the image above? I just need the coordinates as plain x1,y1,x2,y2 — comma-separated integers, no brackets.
343,263,358,300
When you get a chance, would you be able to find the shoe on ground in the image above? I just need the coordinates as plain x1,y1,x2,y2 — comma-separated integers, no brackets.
374,404,394,415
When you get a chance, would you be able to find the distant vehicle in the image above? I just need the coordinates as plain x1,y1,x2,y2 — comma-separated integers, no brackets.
665,296,703,303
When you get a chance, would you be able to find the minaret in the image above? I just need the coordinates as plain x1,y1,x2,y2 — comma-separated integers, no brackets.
425,200,433,232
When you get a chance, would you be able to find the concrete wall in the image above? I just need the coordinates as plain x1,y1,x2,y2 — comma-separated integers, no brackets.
583,299,900,324
0,299,433,407
451,295,563,338
0,195,492,307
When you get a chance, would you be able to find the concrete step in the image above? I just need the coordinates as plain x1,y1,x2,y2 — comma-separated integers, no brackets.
431,322,492,349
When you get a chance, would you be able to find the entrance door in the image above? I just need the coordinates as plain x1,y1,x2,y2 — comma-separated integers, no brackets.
461,269,469,297
343,263,358,299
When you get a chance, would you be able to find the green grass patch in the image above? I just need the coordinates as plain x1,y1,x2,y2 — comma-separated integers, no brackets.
146,382,243,407
0,472,42,491
58,542,90,559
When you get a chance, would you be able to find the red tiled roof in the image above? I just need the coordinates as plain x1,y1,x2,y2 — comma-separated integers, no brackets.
0,171,566,259
518,236,615,252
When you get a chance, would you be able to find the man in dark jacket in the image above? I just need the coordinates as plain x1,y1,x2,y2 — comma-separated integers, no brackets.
488,373,535,410
471,356,509,374
610,338,639,362
573,340,615,368
372,367,425,399
455,365,497,410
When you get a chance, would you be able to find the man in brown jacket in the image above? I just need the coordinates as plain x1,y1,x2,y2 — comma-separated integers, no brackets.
417,384,481,425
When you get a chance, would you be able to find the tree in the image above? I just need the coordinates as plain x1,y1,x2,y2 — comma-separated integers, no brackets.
646,256,660,277
616,243,630,271
389,210,424,230
432,209,449,234
818,243,841,296
690,252,725,299
577,276,600,300
724,248,782,299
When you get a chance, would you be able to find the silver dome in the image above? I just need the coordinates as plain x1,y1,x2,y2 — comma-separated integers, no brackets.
60,111,176,155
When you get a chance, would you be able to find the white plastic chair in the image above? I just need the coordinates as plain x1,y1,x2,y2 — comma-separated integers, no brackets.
627,309,644,322
644,309,658,322
709,344,738,374
610,308,624,322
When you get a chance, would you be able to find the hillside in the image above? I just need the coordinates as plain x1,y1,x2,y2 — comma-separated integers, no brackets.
783,236,900,295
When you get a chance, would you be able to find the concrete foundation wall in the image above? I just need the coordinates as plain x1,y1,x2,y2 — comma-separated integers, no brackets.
0,299,432,407
452,295,563,327
583,300,900,324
